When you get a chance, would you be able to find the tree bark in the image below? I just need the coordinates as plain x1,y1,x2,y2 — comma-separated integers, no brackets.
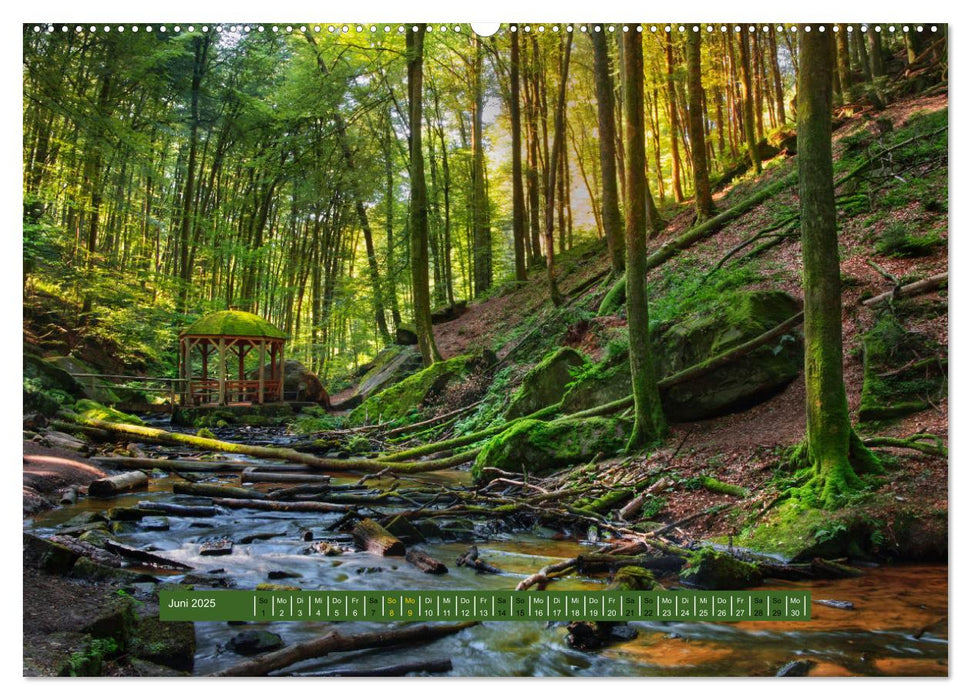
738,30,762,175
686,29,714,220
590,26,625,275
406,26,442,365
623,27,667,451
543,32,572,307
665,32,685,201
797,26,880,509
510,30,528,282
352,518,405,556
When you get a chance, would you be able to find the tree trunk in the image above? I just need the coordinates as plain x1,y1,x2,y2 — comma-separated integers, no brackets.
406,26,442,366
835,26,854,103
510,30,528,282
623,28,667,451
665,32,685,201
472,37,492,296
796,27,880,509
543,32,572,307
686,29,714,220
590,26,625,275
352,518,405,556
738,30,762,175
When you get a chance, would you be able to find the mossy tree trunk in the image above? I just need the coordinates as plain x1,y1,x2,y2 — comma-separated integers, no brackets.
407,25,442,366
622,27,667,451
796,27,880,509
835,26,854,104
665,31,685,202
686,29,714,221
590,25,625,276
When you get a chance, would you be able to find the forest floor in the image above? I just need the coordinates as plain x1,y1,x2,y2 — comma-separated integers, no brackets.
424,88,949,553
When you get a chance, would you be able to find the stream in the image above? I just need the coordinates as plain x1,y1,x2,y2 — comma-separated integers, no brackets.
24,422,948,677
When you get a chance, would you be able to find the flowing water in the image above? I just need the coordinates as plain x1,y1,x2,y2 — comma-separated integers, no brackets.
24,424,948,677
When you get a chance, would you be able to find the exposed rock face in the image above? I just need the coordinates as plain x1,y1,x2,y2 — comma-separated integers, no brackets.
352,345,423,403
349,348,496,424
565,290,803,422
472,417,628,479
253,359,328,404
505,347,587,419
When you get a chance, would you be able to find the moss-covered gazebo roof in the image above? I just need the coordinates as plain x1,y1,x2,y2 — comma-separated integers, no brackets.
180,310,287,340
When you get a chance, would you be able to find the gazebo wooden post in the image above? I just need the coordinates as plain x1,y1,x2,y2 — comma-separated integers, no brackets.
279,341,285,401
217,338,227,405
258,340,266,404
201,342,209,403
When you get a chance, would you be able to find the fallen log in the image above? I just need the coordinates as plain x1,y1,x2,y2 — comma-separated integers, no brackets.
862,271,947,307
456,546,502,574
212,498,356,514
67,415,476,474
88,471,149,498
405,549,449,574
47,535,124,568
59,487,78,505
135,501,222,518
299,658,453,677
92,456,313,473
173,482,267,500
241,470,332,484
385,400,485,438
352,518,405,556
101,538,192,570
214,621,477,677
619,477,673,521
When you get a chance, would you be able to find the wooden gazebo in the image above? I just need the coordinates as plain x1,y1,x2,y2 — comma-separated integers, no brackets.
178,310,287,406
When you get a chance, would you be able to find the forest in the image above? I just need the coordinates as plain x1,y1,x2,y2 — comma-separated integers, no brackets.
23,23,948,678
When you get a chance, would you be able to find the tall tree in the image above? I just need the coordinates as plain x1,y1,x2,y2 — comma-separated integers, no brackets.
664,31,685,201
685,28,714,220
738,30,762,175
795,27,880,508
471,36,492,296
835,25,854,104
590,25,625,276
407,25,442,366
543,31,572,307
622,27,667,452
510,29,527,282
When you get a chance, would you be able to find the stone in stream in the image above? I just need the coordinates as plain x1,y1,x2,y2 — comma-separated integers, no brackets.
140,517,170,531
199,537,234,556
227,630,285,656
238,532,286,544
775,659,816,677
816,599,855,610
306,541,342,556
267,570,302,580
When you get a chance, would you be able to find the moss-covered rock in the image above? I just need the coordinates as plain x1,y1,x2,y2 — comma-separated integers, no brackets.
352,345,423,402
655,290,803,421
735,501,870,562
472,416,628,479
130,615,195,672
611,566,658,591
23,353,84,416
566,291,803,422
48,355,121,404
680,547,763,589
74,399,144,426
395,323,418,345
561,354,632,415
859,313,946,422
349,349,496,424
505,347,588,419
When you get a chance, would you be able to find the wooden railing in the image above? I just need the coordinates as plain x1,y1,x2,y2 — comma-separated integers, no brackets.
68,373,286,407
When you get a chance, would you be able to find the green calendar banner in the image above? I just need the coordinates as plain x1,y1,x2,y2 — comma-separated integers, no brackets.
160,590,811,622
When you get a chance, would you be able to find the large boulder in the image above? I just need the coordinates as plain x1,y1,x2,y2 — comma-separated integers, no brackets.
349,348,496,425
48,355,120,404
564,291,803,422
24,353,86,416
252,359,327,403
472,417,628,480
352,345,423,403
656,290,803,421
505,347,588,419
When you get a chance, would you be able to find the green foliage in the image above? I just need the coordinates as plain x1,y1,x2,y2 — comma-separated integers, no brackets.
68,637,119,677
875,223,943,258
74,399,144,425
